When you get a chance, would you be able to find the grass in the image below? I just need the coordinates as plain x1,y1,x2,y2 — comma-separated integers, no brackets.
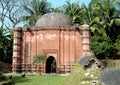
11,74,65,85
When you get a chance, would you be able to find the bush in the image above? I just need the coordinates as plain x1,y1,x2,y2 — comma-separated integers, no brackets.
91,36,112,59
106,59,120,69
0,72,8,82
106,59,115,67
113,35,120,59
33,53,46,64
0,80,15,85
64,62,102,85
0,72,15,85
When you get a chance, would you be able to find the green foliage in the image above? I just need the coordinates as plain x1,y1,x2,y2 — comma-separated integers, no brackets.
64,62,102,85
81,0,120,37
91,36,112,58
113,35,120,58
65,63,88,85
113,60,120,69
0,72,7,82
63,0,83,24
85,52,95,57
0,27,13,64
22,0,52,26
33,53,46,65
0,72,14,85
105,59,120,69
106,59,115,67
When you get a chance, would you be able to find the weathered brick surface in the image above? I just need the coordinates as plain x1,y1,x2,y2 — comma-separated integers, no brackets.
12,25,90,73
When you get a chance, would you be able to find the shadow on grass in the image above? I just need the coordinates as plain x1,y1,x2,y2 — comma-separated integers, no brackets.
12,76,32,84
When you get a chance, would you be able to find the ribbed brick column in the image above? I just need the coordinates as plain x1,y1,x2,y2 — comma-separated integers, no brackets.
12,27,22,72
81,24,90,57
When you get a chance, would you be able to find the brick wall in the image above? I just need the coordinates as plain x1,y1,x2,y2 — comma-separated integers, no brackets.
12,25,90,73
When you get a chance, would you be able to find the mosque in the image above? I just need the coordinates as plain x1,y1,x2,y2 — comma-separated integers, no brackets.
12,12,90,73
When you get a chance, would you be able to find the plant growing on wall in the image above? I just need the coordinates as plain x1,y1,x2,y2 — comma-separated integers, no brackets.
33,53,47,74
33,53,46,65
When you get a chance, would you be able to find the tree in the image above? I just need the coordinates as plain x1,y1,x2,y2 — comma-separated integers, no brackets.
81,0,120,59
82,0,120,37
108,18,120,42
63,0,83,25
51,6,64,13
81,2,106,36
0,27,13,64
0,0,26,29
21,0,52,26
91,36,112,59
98,0,119,38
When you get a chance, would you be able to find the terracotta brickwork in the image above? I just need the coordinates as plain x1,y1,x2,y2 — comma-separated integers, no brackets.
12,25,90,73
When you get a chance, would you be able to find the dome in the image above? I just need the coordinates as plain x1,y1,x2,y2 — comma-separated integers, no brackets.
35,12,71,28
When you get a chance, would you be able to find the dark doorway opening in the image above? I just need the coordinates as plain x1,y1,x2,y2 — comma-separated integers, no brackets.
46,56,56,73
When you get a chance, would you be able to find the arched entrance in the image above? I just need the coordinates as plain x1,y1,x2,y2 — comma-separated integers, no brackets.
46,56,56,73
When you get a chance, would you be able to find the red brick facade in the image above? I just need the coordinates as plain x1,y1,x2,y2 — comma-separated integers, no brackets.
12,25,90,73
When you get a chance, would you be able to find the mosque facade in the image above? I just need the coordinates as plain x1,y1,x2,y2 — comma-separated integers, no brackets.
12,12,90,73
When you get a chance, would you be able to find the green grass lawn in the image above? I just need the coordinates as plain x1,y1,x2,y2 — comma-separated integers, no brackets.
11,74,65,85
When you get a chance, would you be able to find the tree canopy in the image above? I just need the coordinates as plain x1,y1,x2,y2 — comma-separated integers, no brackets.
0,27,13,64
21,0,52,26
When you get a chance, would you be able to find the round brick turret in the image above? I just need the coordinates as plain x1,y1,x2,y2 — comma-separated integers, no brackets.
80,24,90,56
12,27,22,72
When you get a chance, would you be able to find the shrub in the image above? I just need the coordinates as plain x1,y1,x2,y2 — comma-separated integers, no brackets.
106,59,115,67
64,62,102,85
91,36,112,59
113,35,120,59
0,72,7,82
33,53,46,65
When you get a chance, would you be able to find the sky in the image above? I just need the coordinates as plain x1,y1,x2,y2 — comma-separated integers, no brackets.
47,0,91,8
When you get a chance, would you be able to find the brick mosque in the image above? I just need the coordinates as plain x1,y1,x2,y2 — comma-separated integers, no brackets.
12,12,90,73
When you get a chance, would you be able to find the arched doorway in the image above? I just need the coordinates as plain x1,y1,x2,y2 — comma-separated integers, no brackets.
46,56,56,73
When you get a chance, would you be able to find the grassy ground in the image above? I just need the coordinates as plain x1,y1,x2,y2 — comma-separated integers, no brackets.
11,74,65,85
